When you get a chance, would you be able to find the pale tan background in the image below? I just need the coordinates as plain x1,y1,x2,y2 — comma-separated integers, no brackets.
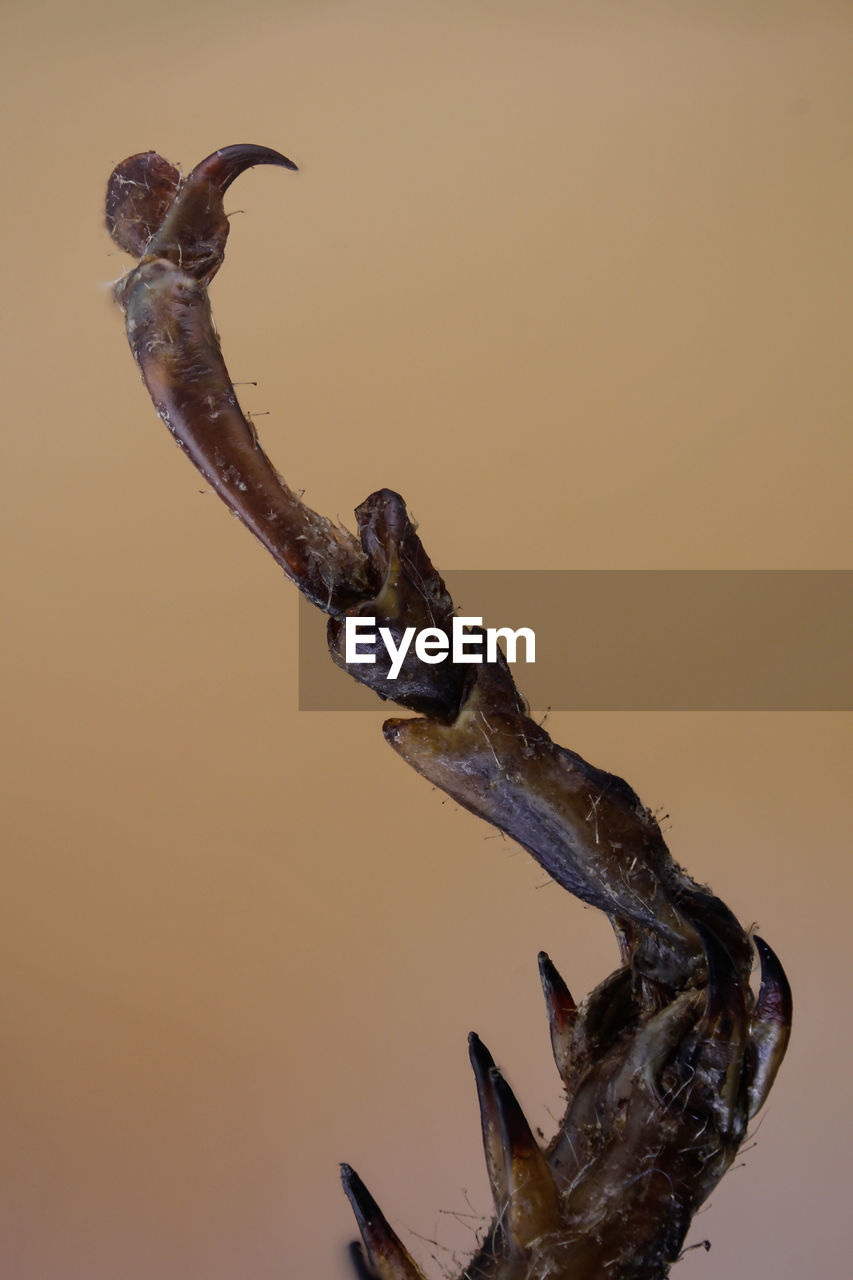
2,1,851,1277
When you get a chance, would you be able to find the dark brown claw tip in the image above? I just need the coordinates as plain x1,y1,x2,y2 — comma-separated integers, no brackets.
186,143,298,189
468,1034,509,1212
538,951,577,1083
140,143,299,282
468,1030,497,1074
340,1164,426,1280
105,151,181,257
746,935,793,1118
340,1163,377,1231
538,951,576,1010
468,1032,501,1143
753,935,793,1026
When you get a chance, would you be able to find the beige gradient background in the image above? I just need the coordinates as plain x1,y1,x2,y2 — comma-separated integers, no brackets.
2,1,851,1276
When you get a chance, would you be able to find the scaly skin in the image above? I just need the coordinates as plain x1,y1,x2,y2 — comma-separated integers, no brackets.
106,146,792,1280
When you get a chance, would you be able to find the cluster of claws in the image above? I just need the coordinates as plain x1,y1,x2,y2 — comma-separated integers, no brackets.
106,145,792,1280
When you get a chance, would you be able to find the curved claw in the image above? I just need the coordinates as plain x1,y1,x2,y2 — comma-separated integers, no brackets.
340,1165,426,1280
753,935,793,1024
143,143,298,283
747,935,793,1117
106,145,297,273
468,1033,509,1214
538,951,577,1085
185,143,298,188
468,1034,560,1250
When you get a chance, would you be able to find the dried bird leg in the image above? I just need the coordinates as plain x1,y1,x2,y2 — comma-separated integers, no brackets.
108,148,370,613
107,147,792,1280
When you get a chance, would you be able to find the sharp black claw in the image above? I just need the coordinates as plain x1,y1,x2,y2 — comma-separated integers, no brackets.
340,1165,426,1280
538,950,577,1083
468,1032,509,1213
143,143,299,283
185,143,298,189
747,935,793,1117
753,935,793,1027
